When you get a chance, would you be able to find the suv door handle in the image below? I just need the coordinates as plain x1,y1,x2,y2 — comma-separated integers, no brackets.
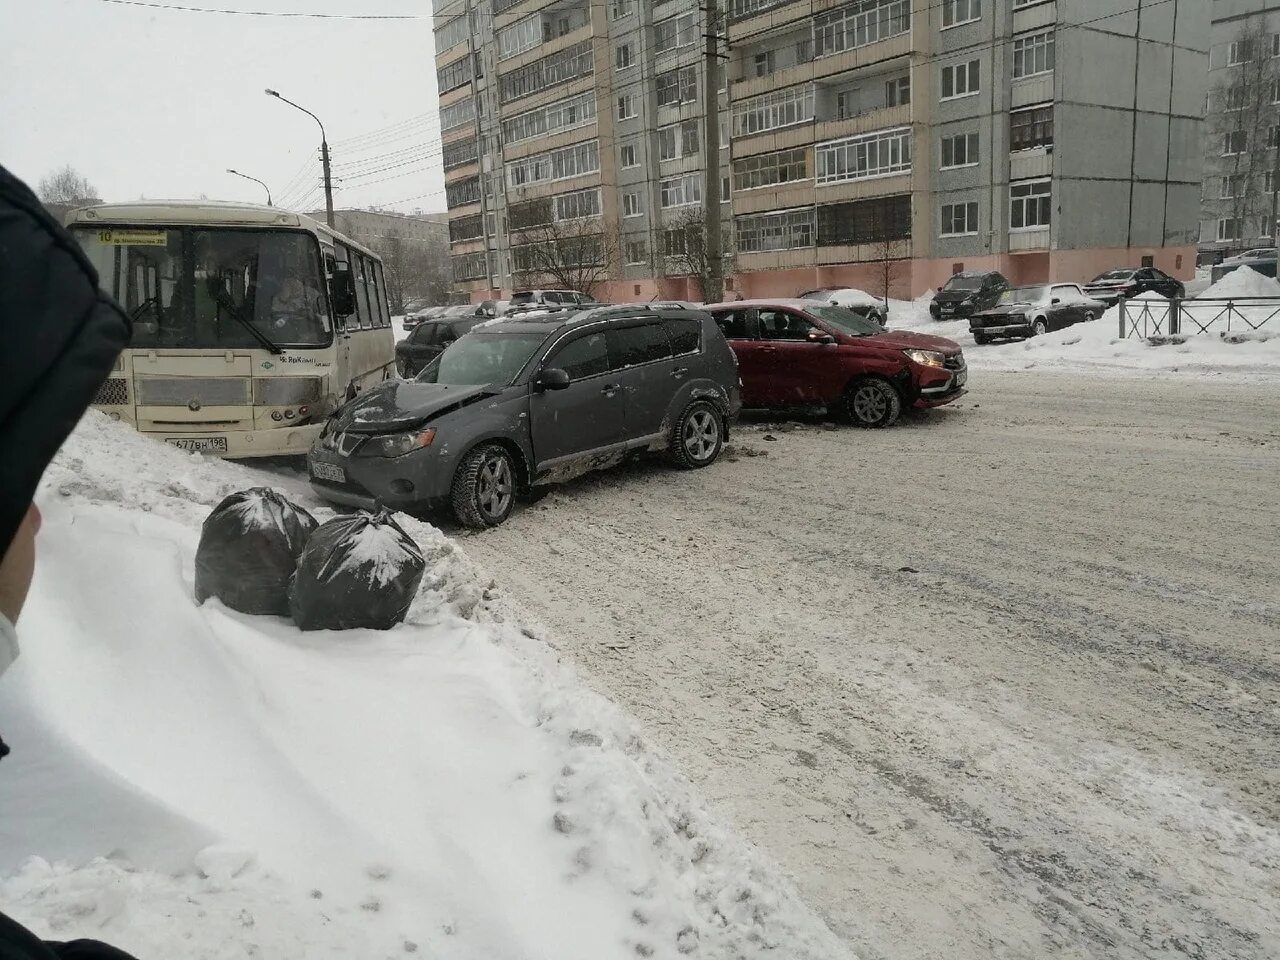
601,383,620,397
672,366,689,379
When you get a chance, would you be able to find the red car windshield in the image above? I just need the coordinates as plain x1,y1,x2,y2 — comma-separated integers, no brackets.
806,304,883,337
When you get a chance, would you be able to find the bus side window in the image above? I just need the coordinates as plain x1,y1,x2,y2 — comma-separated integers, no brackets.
361,256,380,329
353,254,372,330
372,261,390,328
323,249,337,326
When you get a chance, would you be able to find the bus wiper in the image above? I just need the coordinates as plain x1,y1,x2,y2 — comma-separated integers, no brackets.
209,281,284,354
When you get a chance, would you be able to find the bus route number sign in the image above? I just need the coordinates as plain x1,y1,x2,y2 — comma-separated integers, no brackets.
97,229,167,246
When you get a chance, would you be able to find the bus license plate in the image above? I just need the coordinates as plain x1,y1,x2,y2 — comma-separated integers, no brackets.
312,461,345,483
166,436,228,453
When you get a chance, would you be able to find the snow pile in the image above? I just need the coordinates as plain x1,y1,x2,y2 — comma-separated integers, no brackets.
0,414,850,960
1196,264,1280,300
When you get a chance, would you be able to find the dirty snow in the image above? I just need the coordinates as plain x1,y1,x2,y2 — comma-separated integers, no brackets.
0,413,849,960
1196,264,1280,300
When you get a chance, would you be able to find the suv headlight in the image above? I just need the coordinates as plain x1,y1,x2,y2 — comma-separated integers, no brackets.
903,349,945,368
356,427,437,458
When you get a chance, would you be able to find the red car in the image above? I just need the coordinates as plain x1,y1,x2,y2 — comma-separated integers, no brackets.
705,299,967,428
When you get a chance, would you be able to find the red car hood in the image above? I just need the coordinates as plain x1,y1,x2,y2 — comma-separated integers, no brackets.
871,329,962,353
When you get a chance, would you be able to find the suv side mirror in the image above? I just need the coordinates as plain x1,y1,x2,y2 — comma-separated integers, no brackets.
535,368,571,391
330,264,356,318
807,330,836,344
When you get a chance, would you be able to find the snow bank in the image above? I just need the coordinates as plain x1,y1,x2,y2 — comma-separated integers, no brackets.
1196,264,1280,300
0,414,850,960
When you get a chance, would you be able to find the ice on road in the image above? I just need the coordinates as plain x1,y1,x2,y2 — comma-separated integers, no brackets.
464,372,1280,960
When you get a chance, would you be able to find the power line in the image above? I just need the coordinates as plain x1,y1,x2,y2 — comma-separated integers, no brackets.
94,0,430,18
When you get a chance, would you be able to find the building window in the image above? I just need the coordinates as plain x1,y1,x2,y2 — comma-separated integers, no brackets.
729,0,789,21
941,59,980,99
440,96,477,133
753,51,775,77
443,137,480,171
813,0,911,59
507,139,600,187
942,0,980,28
1012,30,1055,79
620,143,639,168
553,188,601,222
735,207,815,252
654,12,697,53
722,176,731,200
732,148,809,190
660,173,701,208
941,201,979,236
497,13,541,60
616,43,634,70
1228,40,1253,66
611,0,634,18
623,192,643,217
501,92,596,146
941,132,979,168
816,194,911,246
733,84,815,136
1223,130,1247,156
1010,103,1053,151
617,94,636,120
663,228,687,258
625,239,648,264
449,214,484,243
885,75,911,107
658,119,699,161
1267,172,1277,194
437,56,474,95
1010,178,1051,229
816,126,911,185
453,251,489,281
656,65,699,106
446,176,481,209
1217,218,1243,241
435,13,471,54
1220,175,1244,199
499,40,594,104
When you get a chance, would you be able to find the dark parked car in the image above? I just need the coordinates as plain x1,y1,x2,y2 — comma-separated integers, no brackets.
510,289,595,308
705,299,966,428
797,287,887,325
929,271,1009,320
309,306,740,528
396,313,486,377
969,283,1105,344
1084,266,1184,305
402,304,444,331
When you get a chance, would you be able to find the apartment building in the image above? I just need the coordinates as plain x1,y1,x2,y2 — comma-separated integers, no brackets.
436,0,731,301
728,0,1208,297
437,0,1208,301
1199,0,1280,257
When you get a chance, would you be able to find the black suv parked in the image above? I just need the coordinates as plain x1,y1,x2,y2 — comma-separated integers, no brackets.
396,311,486,377
929,271,1009,320
309,306,741,528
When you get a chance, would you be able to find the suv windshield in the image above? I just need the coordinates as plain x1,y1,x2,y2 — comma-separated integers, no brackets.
72,225,331,349
999,286,1048,305
943,275,984,291
417,332,546,386
806,304,884,337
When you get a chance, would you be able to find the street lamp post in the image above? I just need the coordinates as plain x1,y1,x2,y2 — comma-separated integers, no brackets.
226,168,272,206
265,88,334,228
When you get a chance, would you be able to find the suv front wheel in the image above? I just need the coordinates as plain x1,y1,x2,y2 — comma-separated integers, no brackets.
451,443,517,528
843,377,902,428
671,400,723,469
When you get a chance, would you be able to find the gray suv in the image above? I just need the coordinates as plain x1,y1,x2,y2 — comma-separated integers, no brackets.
308,306,741,527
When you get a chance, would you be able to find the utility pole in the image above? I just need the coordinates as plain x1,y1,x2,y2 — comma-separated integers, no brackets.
702,0,724,304
266,88,335,228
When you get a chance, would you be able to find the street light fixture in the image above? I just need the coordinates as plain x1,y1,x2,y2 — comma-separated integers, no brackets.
226,168,272,207
265,87,334,228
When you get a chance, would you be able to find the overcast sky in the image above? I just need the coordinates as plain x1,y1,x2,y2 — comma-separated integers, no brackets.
0,0,445,215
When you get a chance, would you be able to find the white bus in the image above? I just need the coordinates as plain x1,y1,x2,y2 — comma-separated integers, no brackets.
68,201,396,457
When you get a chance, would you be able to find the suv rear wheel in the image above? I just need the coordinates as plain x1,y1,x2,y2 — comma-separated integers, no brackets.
451,443,516,528
671,400,723,469
1032,318,1048,336
843,377,902,429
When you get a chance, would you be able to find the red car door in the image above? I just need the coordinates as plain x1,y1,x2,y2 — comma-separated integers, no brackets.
756,308,846,404
713,308,772,405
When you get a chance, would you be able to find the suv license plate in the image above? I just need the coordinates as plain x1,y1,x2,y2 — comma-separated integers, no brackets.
166,436,227,453
955,370,968,387
312,461,346,483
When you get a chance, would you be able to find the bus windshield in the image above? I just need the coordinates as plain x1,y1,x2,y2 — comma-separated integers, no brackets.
73,226,332,349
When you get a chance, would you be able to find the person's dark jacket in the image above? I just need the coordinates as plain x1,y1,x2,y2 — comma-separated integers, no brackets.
0,164,131,558
0,167,134,959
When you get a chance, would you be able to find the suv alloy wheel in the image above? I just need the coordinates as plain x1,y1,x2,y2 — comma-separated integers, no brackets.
451,443,517,528
671,400,723,469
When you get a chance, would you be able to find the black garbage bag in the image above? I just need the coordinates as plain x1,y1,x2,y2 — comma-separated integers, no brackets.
289,511,426,631
194,487,318,616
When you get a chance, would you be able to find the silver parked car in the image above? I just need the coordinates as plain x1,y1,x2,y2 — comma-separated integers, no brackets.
308,305,741,528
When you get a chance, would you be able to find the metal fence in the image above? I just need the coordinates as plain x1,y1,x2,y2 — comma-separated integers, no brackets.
1119,297,1280,339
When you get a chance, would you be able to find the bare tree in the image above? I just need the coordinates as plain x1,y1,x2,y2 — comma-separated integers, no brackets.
662,208,734,302
510,217,619,295
867,204,909,322
1206,24,1280,247
38,164,100,206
